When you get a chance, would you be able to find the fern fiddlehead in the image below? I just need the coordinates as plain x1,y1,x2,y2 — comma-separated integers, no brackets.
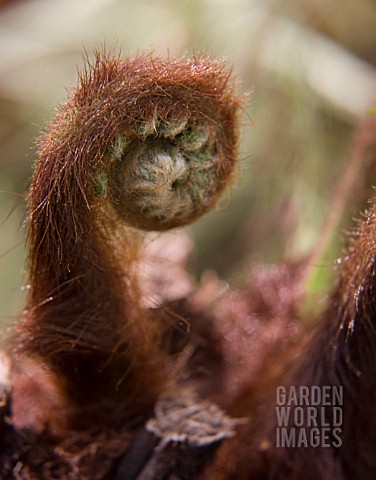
13,52,241,428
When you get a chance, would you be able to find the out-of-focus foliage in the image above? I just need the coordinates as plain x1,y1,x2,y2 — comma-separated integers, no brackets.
0,0,375,327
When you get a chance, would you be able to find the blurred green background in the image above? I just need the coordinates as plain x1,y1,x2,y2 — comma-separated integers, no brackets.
0,0,375,328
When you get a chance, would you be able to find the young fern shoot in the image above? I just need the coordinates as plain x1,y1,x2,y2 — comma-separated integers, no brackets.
12,52,242,431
